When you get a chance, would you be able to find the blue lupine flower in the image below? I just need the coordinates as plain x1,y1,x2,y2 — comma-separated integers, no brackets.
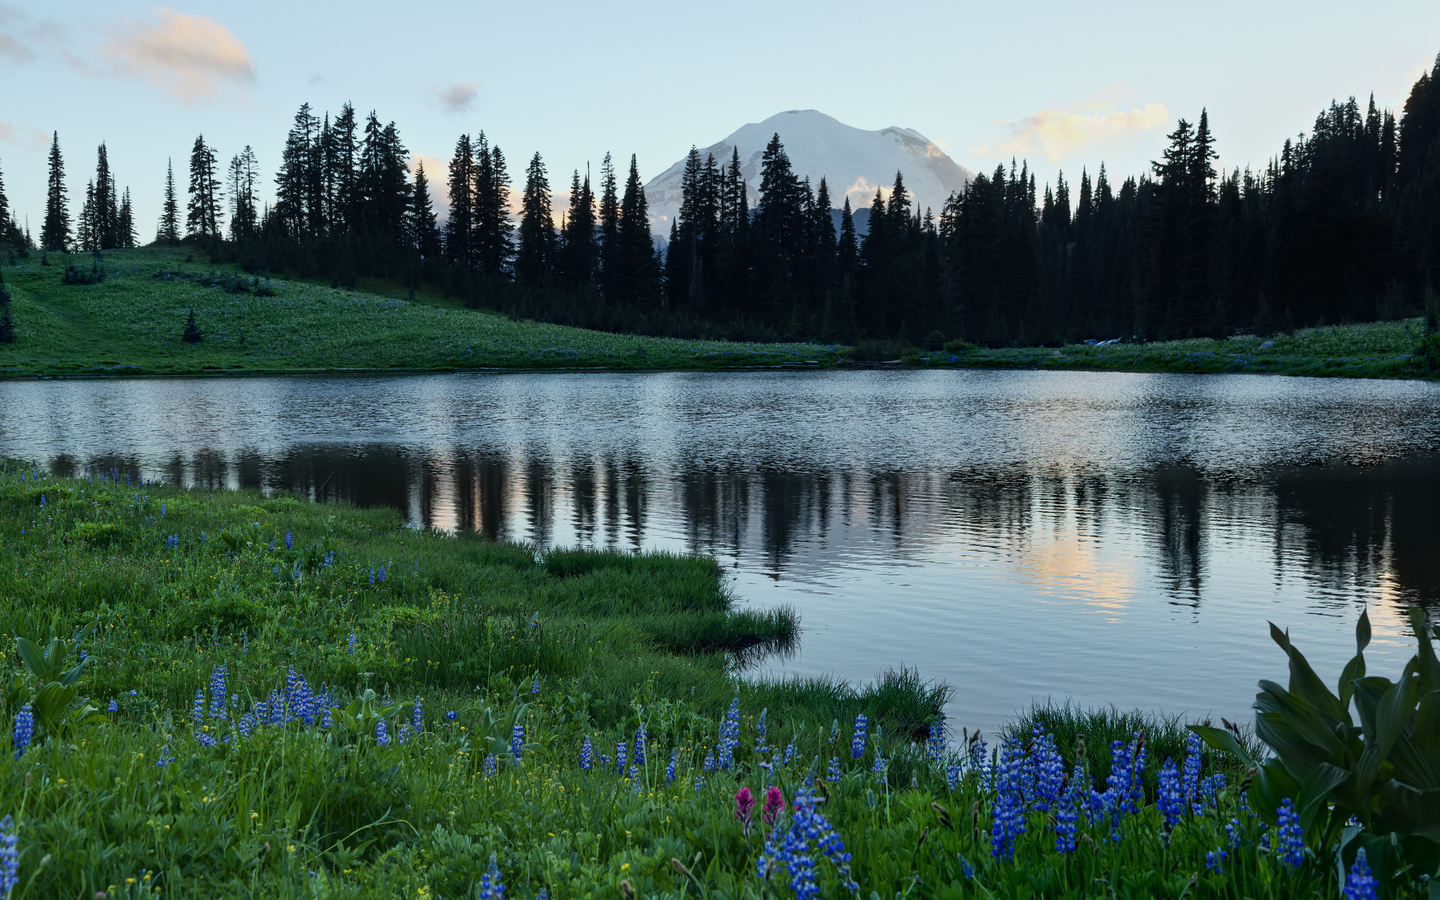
756,786,857,899
615,740,627,773
161,503,166,517
694,774,705,791
629,765,641,792
927,721,946,764
1276,798,1305,867
109,699,118,713
375,718,390,747
970,734,990,781
368,568,375,585
476,857,504,900
209,666,228,720
194,728,218,748
12,704,34,758
783,740,796,765
1054,763,1089,853
484,754,497,778
1197,773,1226,812
531,676,540,696
600,754,611,771
511,723,525,760
633,723,647,767
1345,848,1378,900
666,748,678,785
1206,849,1227,871
851,714,868,759
990,738,1027,861
1226,817,1242,848
1157,758,1185,831
377,566,386,583
871,749,888,781
828,757,842,781
945,764,961,791
411,696,423,733
193,688,206,725
444,710,458,722
397,723,411,745
718,698,741,770
1023,726,1066,812
958,856,974,879
1182,731,1202,804
702,752,714,772
285,530,292,550
156,747,174,767
755,708,769,755
0,814,17,897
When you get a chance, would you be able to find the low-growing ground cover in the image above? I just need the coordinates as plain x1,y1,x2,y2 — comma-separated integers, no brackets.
0,249,840,376
0,464,1428,897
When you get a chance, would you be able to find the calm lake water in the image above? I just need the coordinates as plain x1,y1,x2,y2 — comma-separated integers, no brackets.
3,369,1438,735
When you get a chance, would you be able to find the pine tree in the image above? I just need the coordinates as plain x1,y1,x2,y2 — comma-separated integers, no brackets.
597,153,620,297
93,143,118,249
409,161,441,262
187,135,222,240
117,188,136,249
275,104,320,238
157,158,181,245
0,155,10,245
474,136,514,277
78,180,96,252
444,134,476,269
227,146,259,242
182,307,202,343
615,154,660,307
328,103,359,233
560,168,598,287
41,132,71,252
516,151,556,285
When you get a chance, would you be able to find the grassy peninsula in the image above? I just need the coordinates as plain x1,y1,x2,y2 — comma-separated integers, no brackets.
2,248,1437,381
2,464,1433,896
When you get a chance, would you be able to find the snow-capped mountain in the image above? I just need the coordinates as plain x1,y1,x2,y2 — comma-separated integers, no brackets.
644,110,974,237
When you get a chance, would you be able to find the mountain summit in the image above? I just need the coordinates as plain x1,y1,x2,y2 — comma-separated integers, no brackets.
643,110,974,236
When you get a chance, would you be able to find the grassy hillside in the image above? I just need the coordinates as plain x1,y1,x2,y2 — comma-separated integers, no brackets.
0,248,840,377
1,246,1434,380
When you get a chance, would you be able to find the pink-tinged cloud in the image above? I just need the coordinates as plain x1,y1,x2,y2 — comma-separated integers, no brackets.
409,154,452,213
974,96,1170,162
100,8,254,102
0,120,49,148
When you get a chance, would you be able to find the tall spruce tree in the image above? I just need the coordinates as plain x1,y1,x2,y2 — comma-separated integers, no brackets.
473,135,514,277
117,188,136,249
0,155,10,245
444,134,476,269
516,152,556,285
41,132,70,252
327,103,360,233
560,168,597,287
186,135,222,240
614,154,660,307
275,104,320,238
157,158,181,245
596,153,620,298
227,146,260,242
92,143,119,249
409,161,442,262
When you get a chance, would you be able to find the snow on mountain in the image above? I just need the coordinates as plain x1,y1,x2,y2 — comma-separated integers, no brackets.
644,110,974,237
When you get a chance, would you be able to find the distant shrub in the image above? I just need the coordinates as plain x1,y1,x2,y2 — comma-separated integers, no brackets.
942,338,976,354
61,262,104,285
923,329,947,351
1420,332,1440,373
0,306,13,343
846,339,904,362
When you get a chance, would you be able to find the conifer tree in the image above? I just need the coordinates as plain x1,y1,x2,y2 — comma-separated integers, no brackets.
327,103,359,233
182,307,202,343
409,161,441,262
227,146,260,242
41,132,71,252
473,136,514,277
187,135,222,240
78,180,96,252
0,156,10,244
597,153,620,297
93,143,118,249
615,154,660,307
275,104,320,237
117,188,136,249
444,134,476,269
516,151,556,285
157,158,181,245
560,168,598,287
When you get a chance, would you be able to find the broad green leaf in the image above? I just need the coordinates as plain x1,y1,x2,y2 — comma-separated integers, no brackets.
1188,725,1256,768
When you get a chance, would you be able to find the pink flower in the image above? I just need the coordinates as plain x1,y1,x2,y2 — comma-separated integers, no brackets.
735,787,755,822
763,786,785,825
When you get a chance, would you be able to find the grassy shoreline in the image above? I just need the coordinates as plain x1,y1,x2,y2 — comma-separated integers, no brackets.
0,463,1415,896
2,247,1436,381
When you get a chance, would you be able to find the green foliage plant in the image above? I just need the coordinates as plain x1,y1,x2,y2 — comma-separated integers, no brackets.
1193,606,1440,883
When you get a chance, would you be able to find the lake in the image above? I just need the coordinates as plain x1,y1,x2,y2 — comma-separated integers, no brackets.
3,369,1437,735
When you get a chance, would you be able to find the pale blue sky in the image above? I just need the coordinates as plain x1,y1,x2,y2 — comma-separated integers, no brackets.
2,0,1437,235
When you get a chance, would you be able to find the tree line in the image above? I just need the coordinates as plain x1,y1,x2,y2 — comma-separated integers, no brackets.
3,53,1438,346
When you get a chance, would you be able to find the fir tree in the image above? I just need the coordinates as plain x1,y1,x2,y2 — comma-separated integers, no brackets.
182,307,202,343
516,151,556,285
117,188,136,249
0,155,10,245
227,146,260,242
0,304,13,344
444,134,476,269
597,153,619,297
474,136,514,277
93,143,118,249
275,104,320,237
187,135,223,240
409,161,441,262
328,103,359,233
41,132,71,252
77,179,95,252
560,168,597,287
614,154,660,307
157,158,181,245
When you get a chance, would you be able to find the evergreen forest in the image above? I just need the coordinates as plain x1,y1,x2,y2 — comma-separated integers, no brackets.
2,56,1439,348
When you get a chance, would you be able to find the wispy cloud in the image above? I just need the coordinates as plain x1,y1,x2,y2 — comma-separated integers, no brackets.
435,82,478,114
0,120,49,148
100,8,254,103
974,89,1169,162
409,154,451,213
